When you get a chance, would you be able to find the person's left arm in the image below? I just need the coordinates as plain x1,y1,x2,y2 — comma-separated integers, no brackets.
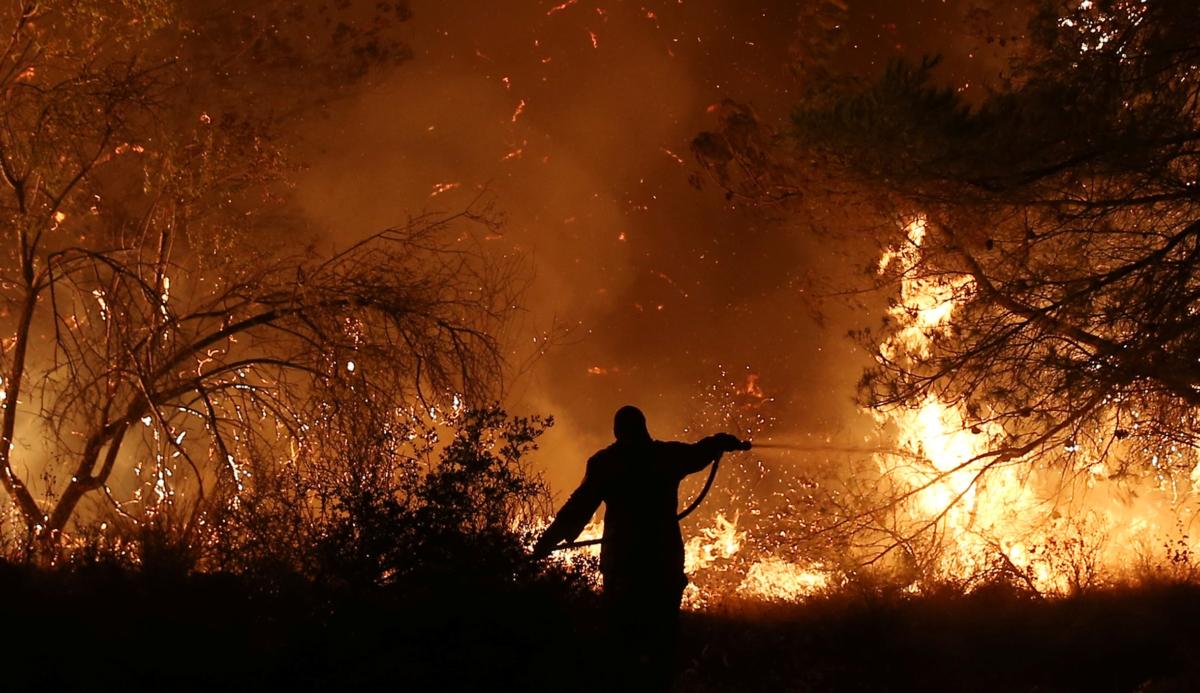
670,433,747,477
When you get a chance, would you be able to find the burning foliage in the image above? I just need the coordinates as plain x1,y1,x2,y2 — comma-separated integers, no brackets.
680,0,1200,603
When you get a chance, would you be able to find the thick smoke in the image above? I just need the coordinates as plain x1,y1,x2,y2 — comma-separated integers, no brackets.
291,0,1019,492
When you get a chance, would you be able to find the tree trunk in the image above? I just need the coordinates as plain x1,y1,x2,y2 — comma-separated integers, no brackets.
0,287,45,528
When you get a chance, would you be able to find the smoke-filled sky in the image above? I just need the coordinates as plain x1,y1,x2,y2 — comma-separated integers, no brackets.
292,0,1025,492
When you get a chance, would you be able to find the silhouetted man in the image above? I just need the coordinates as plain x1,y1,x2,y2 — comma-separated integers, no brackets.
532,405,748,691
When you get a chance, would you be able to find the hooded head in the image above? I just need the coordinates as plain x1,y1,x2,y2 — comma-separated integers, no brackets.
613,405,651,444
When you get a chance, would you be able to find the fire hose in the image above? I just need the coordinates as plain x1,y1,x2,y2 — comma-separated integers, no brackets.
551,438,753,552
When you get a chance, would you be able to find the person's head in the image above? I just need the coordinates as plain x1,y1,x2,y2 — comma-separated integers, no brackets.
613,405,651,444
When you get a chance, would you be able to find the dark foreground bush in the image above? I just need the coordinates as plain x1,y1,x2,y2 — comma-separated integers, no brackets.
679,581,1200,693
0,407,607,692
4,565,1200,692
0,558,601,693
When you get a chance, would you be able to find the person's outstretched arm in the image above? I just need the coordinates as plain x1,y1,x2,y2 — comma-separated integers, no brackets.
672,433,748,477
531,458,604,559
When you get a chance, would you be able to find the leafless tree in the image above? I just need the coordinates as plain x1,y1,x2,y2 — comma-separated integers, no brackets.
0,2,511,553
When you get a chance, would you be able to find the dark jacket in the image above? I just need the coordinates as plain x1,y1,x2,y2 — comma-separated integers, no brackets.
534,436,728,591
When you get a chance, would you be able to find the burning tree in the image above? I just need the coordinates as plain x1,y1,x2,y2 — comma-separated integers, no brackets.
0,1,513,552
695,1,1200,589
796,2,1200,487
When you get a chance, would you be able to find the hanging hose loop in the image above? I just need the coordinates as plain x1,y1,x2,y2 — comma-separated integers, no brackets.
553,457,723,551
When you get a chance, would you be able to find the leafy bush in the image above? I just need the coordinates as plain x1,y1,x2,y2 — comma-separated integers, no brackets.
310,406,553,589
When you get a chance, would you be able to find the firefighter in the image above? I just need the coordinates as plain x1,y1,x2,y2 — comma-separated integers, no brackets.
532,405,749,690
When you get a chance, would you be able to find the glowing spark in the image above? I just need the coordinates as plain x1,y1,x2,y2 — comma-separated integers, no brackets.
160,275,171,316
660,147,685,166
226,454,245,493
501,147,524,161
53,211,67,223
153,472,168,502
588,30,599,48
92,289,109,320
652,270,690,298
430,182,461,197
546,0,578,15
511,99,527,122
